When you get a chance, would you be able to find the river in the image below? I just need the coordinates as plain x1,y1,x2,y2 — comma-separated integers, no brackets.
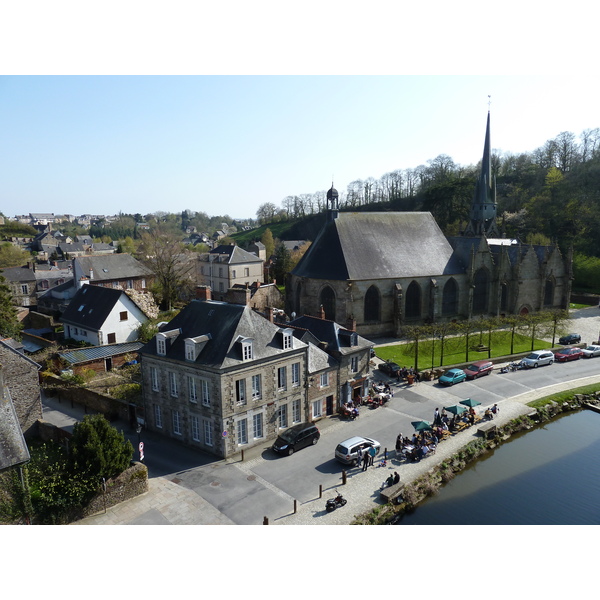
397,409,600,525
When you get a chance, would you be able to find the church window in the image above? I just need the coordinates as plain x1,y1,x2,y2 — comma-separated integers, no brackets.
544,279,554,307
405,281,421,318
442,278,458,316
500,283,508,312
364,285,381,322
320,286,336,321
473,269,489,313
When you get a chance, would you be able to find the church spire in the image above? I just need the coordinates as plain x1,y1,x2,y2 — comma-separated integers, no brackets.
463,109,499,237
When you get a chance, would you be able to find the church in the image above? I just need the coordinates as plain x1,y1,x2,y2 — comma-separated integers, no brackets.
286,112,573,338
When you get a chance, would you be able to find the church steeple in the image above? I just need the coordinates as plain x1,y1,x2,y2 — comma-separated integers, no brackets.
326,181,339,221
463,110,499,237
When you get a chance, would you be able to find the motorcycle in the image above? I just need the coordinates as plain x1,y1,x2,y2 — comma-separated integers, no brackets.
326,490,347,513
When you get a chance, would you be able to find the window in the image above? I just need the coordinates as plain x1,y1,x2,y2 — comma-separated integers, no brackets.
319,285,336,321
232,269,236,278
292,362,300,387
242,340,253,361
157,337,166,355
21,284,28,294
81,330,87,337
292,399,301,423
244,268,249,277
278,366,287,390
219,282,224,292
312,399,322,418
320,372,329,388
236,379,247,404
188,376,197,403
278,404,288,428
283,333,292,349
219,267,223,278
364,285,381,322
151,367,159,391
253,413,263,439
237,418,248,445
154,404,162,429
141,279,146,288
119,311,128,321
185,343,196,362
73,327,79,335
251,374,261,400
127,279,134,289
191,416,200,441
107,333,116,344
169,372,178,397
172,410,181,435
405,281,422,318
204,419,213,446
201,379,210,407
351,356,359,373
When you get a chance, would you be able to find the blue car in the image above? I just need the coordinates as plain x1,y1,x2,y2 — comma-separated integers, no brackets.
439,368,466,386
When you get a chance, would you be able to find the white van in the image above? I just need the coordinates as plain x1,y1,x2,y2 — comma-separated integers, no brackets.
521,350,554,368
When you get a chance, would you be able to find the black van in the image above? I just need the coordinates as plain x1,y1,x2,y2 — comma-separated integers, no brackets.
272,423,320,456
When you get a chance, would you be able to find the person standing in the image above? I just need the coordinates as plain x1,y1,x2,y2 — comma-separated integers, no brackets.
356,447,362,468
368,445,377,467
362,448,369,471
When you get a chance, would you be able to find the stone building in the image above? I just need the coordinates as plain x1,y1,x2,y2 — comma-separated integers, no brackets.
140,297,309,458
0,338,42,436
287,112,572,338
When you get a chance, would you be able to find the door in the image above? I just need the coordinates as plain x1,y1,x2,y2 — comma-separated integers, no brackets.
105,357,113,371
326,395,334,416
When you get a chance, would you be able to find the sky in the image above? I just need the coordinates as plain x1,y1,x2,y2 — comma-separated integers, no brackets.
2,74,599,222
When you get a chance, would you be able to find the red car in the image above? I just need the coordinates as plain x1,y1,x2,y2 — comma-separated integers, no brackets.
554,347,583,362
464,360,494,379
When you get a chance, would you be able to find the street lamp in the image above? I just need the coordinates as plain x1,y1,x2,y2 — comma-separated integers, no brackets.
136,423,144,463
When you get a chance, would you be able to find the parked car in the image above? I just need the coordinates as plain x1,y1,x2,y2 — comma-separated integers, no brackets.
581,344,600,358
464,360,494,380
555,347,584,362
335,436,380,466
558,333,581,345
521,350,555,368
272,422,320,456
438,368,466,386
379,361,401,377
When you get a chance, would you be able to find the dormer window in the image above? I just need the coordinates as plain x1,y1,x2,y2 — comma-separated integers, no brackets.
279,328,293,350
157,337,166,355
240,337,253,361
184,334,211,362
156,328,181,356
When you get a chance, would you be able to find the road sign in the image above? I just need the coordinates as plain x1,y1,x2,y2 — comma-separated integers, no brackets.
139,441,144,461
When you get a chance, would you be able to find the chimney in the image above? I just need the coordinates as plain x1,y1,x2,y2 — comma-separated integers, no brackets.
196,285,212,301
89,268,94,280
319,305,325,319
346,316,356,332
266,307,274,323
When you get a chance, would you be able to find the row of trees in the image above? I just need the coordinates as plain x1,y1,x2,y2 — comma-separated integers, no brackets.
401,310,570,371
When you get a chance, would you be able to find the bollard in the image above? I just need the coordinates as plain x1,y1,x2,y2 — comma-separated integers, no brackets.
294,499,297,513
241,449,244,462
384,448,388,460
342,470,347,485
263,516,269,525
319,484,322,498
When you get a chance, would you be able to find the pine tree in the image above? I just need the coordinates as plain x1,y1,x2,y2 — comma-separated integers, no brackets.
0,275,21,339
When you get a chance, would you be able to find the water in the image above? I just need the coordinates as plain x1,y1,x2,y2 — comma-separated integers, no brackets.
397,410,600,525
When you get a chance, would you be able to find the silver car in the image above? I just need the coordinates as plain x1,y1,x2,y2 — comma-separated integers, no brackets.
521,350,554,368
335,436,380,466
581,345,600,358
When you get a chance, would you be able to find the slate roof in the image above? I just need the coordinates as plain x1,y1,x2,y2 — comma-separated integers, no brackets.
58,342,144,365
74,254,152,281
284,314,373,357
0,384,31,471
208,245,263,264
141,299,307,369
61,285,130,330
292,212,462,281
1,265,36,282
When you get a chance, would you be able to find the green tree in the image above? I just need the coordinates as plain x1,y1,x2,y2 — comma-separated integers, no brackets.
117,236,136,254
69,414,134,481
0,242,31,268
261,228,275,259
271,243,292,285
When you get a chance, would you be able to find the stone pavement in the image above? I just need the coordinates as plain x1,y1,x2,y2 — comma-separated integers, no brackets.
72,307,600,526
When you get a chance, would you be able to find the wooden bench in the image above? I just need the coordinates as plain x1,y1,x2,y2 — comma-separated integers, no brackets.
380,481,405,503
478,422,497,439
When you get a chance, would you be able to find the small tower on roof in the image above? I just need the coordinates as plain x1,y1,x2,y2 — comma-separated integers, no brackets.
464,109,499,237
327,181,339,221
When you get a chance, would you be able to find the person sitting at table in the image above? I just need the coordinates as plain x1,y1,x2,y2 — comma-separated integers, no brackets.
431,432,439,446
468,412,475,425
484,408,492,420
422,444,429,457
411,433,418,446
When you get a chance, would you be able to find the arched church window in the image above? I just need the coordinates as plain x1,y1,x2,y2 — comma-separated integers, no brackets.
405,281,421,318
364,285,380,322
500,283,508,312
472,268,489,313
544,279,554,307
320,286,336,321
442,278,458,316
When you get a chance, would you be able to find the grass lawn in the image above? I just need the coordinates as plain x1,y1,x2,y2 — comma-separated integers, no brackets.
375,331,550,371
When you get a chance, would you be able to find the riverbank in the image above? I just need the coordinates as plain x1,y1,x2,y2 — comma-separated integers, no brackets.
275,376,600,525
